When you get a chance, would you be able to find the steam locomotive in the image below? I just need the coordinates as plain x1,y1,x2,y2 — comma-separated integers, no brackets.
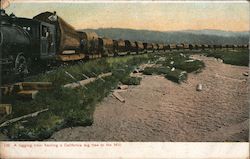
0,9,248,77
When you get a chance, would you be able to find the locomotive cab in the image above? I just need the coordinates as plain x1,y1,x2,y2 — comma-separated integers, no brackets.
14,18,57,59
40,23,56,58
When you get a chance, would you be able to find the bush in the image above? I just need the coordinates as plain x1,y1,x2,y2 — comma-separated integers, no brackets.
165,69,187,83
143,66,171,75
121,77,142,85
143,52,202,83
173,60,205,73
204,49,249,66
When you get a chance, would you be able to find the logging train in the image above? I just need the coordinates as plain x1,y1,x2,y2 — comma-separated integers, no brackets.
0,10,249,76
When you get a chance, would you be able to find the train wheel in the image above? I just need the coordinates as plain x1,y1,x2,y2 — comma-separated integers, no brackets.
14,53,29,76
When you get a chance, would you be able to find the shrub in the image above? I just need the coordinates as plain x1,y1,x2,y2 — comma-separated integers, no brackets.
204,49,249,66
121,77,142,85
165,69,187,83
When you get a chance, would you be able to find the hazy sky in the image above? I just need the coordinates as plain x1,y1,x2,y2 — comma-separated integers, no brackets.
5,1,250,31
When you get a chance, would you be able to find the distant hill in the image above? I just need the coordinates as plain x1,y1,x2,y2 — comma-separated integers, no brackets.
80,28,249,45
182,29,248,37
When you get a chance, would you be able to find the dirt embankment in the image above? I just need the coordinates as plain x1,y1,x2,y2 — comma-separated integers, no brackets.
49,55,249,141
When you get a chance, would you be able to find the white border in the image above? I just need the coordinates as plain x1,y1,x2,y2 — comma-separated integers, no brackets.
1,1,249,159
0,142,249,159
10,0,249,4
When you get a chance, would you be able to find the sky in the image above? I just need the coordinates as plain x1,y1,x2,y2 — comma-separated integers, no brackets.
4,1,250,32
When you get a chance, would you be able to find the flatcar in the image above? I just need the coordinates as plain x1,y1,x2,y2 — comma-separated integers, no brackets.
176,44,184,50
169,44,177,51
157,43,164,52
189,44,195,50
202,44,209,50
78,31,99,58
182,43,189,50
208,45,213,49
125,40,137,55
98,37,114,57
143,42,153,53
113,39,127,56
135,41,144,54
152,43,158,52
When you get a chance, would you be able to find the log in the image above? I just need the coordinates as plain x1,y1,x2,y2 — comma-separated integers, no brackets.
217,58,223,63
98,72,112,78
64,77,96,89
112,91,125,103
0,104,12,115
113,89,127,93
243,72,248,77
133,69,139,73
196,84,203,91
0,108,49,128
1,82,52,96
19,82,53,90
82,74,90,79
118,85,128,90
64,72,112,89
17,90,39,99
4,112,43,126
185,59,195,62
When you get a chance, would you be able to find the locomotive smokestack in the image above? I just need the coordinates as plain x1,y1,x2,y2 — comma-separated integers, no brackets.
48,11,58,21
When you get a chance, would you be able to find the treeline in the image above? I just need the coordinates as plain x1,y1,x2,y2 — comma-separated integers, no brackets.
81,28,249,45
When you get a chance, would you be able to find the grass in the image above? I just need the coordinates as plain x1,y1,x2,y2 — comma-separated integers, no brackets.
1,54,150,140
2,49,247,140
143,66,188,83
156,53,205,73
165,69,187,83
120,76,142,85
143,66,171,75
204,49,249,66
143,52,205,83
172,60,205,73
6,48,242,140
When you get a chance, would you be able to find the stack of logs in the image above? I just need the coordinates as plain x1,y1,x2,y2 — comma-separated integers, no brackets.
1,82,53,99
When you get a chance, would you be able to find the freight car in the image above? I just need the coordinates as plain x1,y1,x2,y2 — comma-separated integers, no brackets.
152,43,158,52
176,44,184,50
113,39,127,56
98,37,114,57
189,44,195,50
208,45,213,49
182,43,189,50
78,31,100,58
157,43,164,52
135,41,145,54
196,44,203,50
169,44,177,51
125,40,137,55
202,44,209,50
143,43,153,53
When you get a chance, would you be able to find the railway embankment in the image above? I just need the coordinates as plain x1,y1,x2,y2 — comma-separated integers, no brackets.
0,49,248,141
49,53,248,141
